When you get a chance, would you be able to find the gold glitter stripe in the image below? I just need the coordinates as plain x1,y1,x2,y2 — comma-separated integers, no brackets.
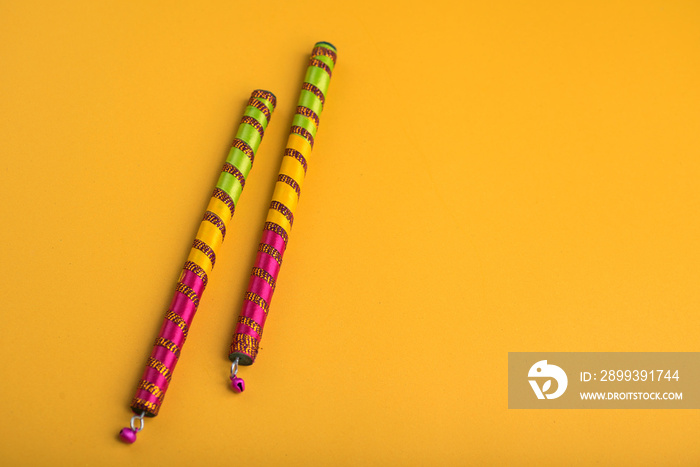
251,266,276,290
241,116,265,139
192,239,216,267
237,316,263,337
278,174,301,199
232,138,255,164
147,357,172,383
222,162,246,189
302,82,325,107
263,222,288,244
138,380,165,402
175,282,200,308
251,89,276,108
309,57,332,77
296,105,320,128
270,201,294,227
154,336,181,358
165,310,189,340
248,97,271,122
245,291,269,314
311,46,337,64
183,261,208,287
284,148,307,174
203,210,226,240
131,397,160,416
230,333,260,359
212,188,235,219
258,243,282,265
291,125,314,148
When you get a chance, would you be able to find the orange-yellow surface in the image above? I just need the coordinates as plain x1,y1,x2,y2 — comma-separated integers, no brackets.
1,1,699,465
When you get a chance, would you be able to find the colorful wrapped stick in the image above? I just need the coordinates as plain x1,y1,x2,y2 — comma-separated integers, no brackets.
228,42,337,391
119,90,276,443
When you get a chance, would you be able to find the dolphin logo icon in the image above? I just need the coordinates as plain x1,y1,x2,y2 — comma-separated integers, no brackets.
528,360,568,399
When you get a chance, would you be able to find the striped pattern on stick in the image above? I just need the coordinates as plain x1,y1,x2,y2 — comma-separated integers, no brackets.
229,42,337,365
130,90,276,416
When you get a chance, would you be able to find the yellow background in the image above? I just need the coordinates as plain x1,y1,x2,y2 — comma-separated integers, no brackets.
1,1,699,465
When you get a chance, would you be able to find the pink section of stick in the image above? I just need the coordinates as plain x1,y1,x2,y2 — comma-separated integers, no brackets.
180,269,206,295
238,300,268,327
248,275,274,303
159,320,187,348
169,292,198,324
133,389,162,409
235,321,262,340
256,251,281,278
261,229,287,256
133,268,206,413
141,367,170,390
151,346,178,368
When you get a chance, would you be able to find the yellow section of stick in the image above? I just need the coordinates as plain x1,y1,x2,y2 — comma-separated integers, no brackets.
272,183,299,213
279,157,306,189
187,249,214,275
196,221,223,252
265,210,292,234
206,197,234,222
287,133,312,157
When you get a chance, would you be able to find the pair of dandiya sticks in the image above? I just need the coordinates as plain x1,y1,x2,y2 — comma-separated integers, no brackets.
118,41,337,444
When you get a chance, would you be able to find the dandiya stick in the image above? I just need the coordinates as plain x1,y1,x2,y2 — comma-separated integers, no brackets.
228,42,337,391
119,90,276,443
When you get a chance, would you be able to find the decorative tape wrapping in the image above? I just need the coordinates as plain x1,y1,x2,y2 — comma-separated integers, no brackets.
230,42,337,365
130,90,276,417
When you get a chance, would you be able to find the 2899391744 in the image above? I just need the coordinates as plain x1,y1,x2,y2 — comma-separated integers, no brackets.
580,370,679,382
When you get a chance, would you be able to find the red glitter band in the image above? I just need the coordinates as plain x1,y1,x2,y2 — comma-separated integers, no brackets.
232,138,255,164
308,58,332,77
237,315,264,338
175,282,200,308
277,174,301,198
230,332,260,359
244,291,269,314
251,89,277,108
284,148,308,174
154,336,181,358
291,125,314,148
284,148,306,175
222,162,246,189
203,210,226,240
261,228,287,258
238,299,269,325
258,243,283,265
255,250,281,281
296,106,320,128
269,201,294,227
263,222,288,244
212,188,235,219
165,310,189,340
131,396,160,416
138,380,165,402
251,266,276,290
248,96,271,122
147,357,172,383
179,269,205,295
301,82,325,107
183,261,208,287
241,116,265,139
192,239,216,267
311,46,337,65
